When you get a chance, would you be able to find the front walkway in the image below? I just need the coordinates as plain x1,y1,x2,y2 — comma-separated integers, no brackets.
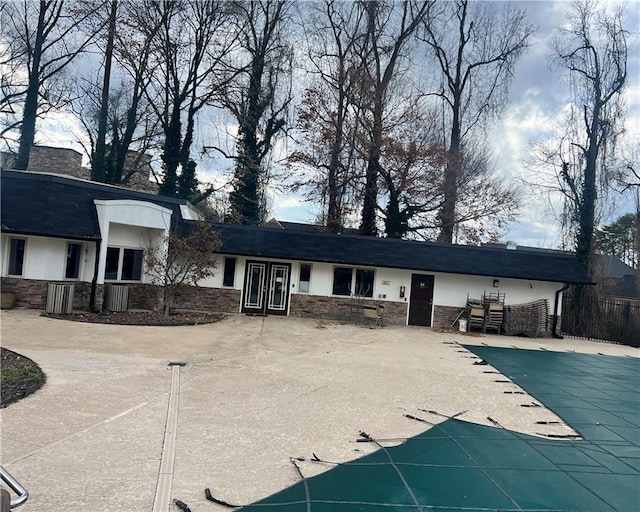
0,310,637,511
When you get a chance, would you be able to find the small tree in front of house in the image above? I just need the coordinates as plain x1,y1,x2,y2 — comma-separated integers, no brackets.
145,221,219,318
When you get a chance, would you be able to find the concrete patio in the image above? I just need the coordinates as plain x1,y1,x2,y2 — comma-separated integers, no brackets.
0,310,637,511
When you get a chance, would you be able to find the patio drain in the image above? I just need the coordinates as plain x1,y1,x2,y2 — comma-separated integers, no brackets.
152,363,182,512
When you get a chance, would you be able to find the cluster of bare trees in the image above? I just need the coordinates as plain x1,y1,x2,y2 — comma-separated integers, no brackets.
1,1,634,265
1,0,291,208
289,0,532,242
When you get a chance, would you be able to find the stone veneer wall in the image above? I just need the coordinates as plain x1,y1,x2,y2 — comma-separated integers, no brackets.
289,294,408,326
432,305,464,330
1,277,93,310
125,283,241,314
1,278,241,314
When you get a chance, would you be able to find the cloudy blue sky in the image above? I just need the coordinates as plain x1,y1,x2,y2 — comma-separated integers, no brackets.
16,0,640,248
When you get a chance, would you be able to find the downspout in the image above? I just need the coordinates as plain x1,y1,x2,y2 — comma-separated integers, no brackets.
89,239,102,313
552,283,570,339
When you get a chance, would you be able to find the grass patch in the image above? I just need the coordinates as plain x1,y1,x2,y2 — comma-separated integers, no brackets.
1,348,46,408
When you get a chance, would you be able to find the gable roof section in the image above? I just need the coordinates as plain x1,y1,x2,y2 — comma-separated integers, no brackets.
1,170,189,241
215,224,593,285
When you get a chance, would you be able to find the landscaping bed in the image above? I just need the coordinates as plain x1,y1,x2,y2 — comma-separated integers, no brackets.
1,348,46,408
43,310,226,326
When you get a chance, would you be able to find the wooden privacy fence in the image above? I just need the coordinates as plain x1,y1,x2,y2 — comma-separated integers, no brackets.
562,294,640,347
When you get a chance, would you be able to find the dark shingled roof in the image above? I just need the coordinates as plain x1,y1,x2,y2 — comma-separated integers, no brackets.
1,170,592,285
214,224,593,285
1,170,190,241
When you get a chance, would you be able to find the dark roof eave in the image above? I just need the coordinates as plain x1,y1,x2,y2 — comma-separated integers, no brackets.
1,228,101,242
214,247,594,285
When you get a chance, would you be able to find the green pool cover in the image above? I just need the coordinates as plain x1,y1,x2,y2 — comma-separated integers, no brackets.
237,346,639,511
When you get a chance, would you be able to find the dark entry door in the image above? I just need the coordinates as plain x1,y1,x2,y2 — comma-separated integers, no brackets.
241,260,291,316
408,274,434,326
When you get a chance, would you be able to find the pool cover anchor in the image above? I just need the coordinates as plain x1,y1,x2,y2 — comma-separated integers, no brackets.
173,499,192,512
417,409,467,420
487,416,505,429
536,432,581,439
204,488,241,508
404,413,432,425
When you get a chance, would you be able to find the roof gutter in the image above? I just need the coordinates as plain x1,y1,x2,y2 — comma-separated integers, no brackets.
89,239,102,313
552,283,571,339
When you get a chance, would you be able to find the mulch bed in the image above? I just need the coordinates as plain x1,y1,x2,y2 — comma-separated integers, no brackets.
1,348,46,408
43,310,226,326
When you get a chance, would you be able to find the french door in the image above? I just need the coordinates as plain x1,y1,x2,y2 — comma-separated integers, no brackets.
241,260,291,316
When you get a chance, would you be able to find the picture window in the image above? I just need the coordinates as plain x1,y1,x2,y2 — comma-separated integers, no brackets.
105,247,143,281
332,266,374,297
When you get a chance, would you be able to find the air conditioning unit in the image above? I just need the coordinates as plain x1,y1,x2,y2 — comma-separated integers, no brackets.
46,284,75,314
105,285,129,312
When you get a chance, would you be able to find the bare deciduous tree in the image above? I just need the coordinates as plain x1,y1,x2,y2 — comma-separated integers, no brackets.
287,0,364,233
144,221,219,318
355,0,432,236
0,0,99,168
419,0,533,243
140,0,239,202
91,0,117,183
73,0,163,186
222,0,292,225
532,0,628,275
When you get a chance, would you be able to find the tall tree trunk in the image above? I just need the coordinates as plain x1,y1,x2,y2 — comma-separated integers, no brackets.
230,126,261,224
360,152,379,236
326,81,346,233
160,100,183,196
385,186,406,239
15,1,48,170
576,100,601,275
438,120,461,243
360,95,382,237
93,0,118,183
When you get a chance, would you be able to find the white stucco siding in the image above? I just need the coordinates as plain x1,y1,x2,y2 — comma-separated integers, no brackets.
303,262,332,296
107,223,155,248
1,234,95,282
373,268,412,302
197,255,244,289
432,272,564,309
